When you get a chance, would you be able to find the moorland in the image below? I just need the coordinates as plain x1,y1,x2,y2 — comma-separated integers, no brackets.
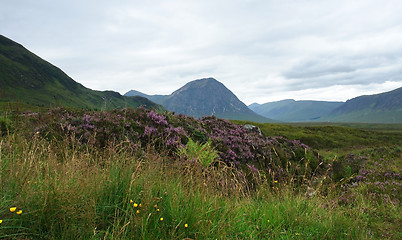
1,34,401,239
0,103,401,239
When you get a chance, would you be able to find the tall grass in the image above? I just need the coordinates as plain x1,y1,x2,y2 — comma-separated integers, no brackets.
0,133,376,239
0,107,400,239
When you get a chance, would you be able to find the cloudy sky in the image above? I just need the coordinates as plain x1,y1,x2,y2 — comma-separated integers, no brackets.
2,0,402,104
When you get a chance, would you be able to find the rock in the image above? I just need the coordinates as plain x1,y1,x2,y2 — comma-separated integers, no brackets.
243,124,262,135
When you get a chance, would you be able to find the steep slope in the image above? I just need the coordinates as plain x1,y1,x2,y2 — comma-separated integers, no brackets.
125,78,275,122
325,87,402,123
249,99,343,122
0,35,160,110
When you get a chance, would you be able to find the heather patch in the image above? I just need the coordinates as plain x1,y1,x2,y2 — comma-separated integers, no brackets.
31,108,325,187
338,150,401,206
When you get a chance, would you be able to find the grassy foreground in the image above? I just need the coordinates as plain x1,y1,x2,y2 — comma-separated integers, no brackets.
0,136,368,239
0,108,401,239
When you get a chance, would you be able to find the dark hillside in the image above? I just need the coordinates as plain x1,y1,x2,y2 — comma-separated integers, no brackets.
0,35,160,110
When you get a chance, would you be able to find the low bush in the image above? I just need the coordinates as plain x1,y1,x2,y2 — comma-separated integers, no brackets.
29,107,326,188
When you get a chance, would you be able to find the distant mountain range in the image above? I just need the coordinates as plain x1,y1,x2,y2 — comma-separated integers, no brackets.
127,80,402,124
250,88,402,123
249,100,344,122
1,34,401,124
0,35,160,110
125,78,275,123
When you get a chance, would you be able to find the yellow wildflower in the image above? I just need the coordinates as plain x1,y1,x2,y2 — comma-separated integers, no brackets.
133,203,138,208
16,210,22,215
10,207,16,212
0,220,3,224
139,203,142,207
130,200,133,203
184,223,188,228
157,208,160,212
136,210,140,214
154,204,157,208
160,217,163,221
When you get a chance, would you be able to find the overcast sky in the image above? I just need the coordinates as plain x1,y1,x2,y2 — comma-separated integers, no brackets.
2,0,402,104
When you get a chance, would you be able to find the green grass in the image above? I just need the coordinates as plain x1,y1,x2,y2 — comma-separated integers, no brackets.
289,122,402,133
232,120,402,151
0,134,378,239
322,109,402,124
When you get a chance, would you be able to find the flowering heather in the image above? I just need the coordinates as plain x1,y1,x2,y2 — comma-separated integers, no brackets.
200,116,322,182
338,151,401,207
30,107,324,184
146,110,168,126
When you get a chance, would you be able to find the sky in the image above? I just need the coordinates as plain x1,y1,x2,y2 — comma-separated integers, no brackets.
1,0,402,105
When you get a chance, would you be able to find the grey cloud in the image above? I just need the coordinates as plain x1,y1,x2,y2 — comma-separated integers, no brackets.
283,58,357,79
281,48,402,91
1,0,402,103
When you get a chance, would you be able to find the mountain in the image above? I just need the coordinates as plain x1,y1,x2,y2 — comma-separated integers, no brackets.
0,35,160,110
324,87,402,123
125,78,275,122
249,99,343,122
250,88,402,123
124,90,166,105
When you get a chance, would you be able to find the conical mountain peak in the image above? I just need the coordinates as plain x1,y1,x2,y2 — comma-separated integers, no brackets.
162,78,272,122
125,77,273,122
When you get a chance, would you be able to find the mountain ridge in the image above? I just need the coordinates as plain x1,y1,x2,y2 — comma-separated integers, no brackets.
323,87,402,123
250,88,402,123
124,90,167,105
0,35,161,111
249,99,344,122
331,87,402,114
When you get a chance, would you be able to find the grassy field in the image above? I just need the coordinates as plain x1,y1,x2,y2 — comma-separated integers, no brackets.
0,107,401,239
233,120,402,150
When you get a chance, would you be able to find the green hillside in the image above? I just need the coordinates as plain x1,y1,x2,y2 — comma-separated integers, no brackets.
249,99,343,122
324,87,402,123
249,87,402,123
0,35,161,111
